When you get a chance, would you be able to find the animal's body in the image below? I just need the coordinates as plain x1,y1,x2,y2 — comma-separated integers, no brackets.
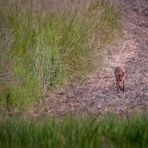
114,66,125,93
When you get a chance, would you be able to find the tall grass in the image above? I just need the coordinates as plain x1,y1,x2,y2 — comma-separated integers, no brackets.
0,114,147,148
0,0,120,108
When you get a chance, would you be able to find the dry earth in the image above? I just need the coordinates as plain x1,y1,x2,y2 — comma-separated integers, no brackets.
29,0,148,118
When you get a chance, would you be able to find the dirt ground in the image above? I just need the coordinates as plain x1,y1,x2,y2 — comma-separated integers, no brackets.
29,0,148,118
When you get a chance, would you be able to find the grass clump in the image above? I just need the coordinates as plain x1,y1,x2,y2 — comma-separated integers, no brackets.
0,114,147,148
0,0,120,108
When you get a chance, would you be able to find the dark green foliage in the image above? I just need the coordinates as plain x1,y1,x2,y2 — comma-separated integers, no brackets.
0,114,147,148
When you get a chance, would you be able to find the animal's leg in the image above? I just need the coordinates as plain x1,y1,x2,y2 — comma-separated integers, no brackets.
116,82,119,93
123,80,124,91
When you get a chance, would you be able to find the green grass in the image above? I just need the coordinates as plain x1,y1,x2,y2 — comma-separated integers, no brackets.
0,0,120,108
0,114,147,148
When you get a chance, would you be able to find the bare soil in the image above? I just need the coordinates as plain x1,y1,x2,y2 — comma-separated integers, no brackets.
29,0,148,118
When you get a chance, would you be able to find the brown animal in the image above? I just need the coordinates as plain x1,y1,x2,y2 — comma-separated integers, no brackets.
114,66,125,93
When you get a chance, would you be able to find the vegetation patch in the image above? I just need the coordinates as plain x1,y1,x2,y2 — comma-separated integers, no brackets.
0,0,120,108
0,114,147,148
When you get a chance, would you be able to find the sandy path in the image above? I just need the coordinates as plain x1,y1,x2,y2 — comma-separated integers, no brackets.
31,0,148,117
